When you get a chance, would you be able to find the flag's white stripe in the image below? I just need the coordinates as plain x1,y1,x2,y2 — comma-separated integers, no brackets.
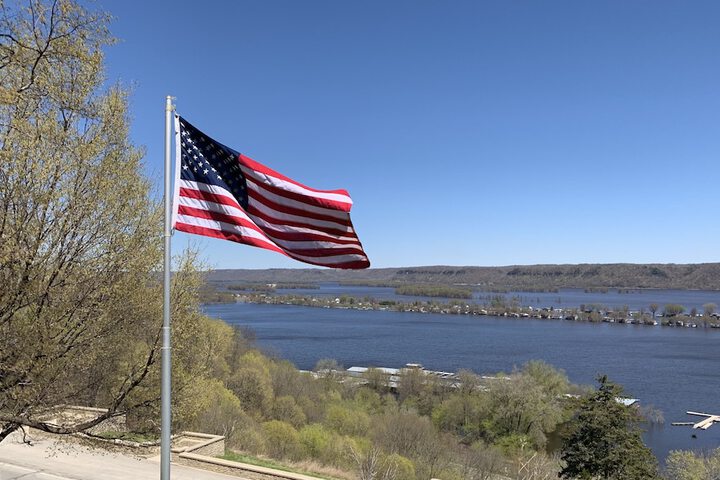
176,214,277,248
248,211,361,245
240,165,353,207
179,179,354,234
179,179,236,201
177,196,364,251
288,251,368,265
245,177,349,221
178,195,361,244
177,215,367,264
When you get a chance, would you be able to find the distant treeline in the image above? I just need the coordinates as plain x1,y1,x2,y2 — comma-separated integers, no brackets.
485,287,560,293
584,287,642,294
227,284,275,293
395,284,473,299
207,263,720,291
275,283,319,290
200,284,236,303
226,283,319,293
339,280,400,288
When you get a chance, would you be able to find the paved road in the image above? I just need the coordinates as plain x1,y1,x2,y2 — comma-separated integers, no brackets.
0,432,245,480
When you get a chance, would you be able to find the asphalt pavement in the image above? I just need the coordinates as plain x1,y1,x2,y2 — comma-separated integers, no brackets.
0,431,245,480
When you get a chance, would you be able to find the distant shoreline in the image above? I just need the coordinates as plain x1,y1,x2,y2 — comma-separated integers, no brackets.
216,293,720,331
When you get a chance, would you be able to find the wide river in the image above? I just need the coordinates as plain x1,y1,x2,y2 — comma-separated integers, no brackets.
203,286,720,462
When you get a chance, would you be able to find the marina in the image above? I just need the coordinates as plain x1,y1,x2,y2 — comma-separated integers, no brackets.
672,412,720,431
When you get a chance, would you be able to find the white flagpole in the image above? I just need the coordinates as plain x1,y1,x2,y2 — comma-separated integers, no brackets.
161,95,174,480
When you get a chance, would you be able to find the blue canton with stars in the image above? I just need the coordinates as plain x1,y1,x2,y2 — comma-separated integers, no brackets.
178,116,249,209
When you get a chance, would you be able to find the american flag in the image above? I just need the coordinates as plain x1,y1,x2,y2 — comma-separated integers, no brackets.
172,116,370,269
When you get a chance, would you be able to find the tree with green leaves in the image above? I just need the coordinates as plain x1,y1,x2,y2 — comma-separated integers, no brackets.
664,304,685,317
0,0,201,442
559,375,658,479
665,448,720,480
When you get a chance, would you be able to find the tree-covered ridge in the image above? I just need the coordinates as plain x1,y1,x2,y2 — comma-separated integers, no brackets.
207,263,720,291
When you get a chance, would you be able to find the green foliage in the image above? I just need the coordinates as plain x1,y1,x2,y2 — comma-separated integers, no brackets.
227,351,273,417
432,361,568,450
383,453,416,480
396,368,426,403
299,424,333,460
485,370,566,448
559,375,658,479
220,451,341,480
371,411,443,469
665,448,720,480
454,442,505,480
271,395,307,429
494,433,533,457
0,0,205,441
395,284,473,298
363,368,389,392
325,404,370,436
522,360,569,397
186,379,244,444
270,360,310,399
228,415,266,453
432,393,489,442
314,358,345,388
353,388,385,415
663,304,685,316
263,420,302,460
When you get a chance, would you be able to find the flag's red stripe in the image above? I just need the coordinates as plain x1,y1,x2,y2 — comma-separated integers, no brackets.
239,154,350,197
175,222,286,256
180,186,362,245
177,204,265,238
178,205,365,255
177,221,368,269
252,221,362,246
284,247,366,258
245,204,353,238
245,178,350,221
302,258,370,269
180,186,356,238
239,159,352,213
283,253,370,269
248,185,353,227
180,186,240,210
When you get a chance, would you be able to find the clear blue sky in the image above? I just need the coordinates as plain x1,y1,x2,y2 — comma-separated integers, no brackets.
102,1,720,269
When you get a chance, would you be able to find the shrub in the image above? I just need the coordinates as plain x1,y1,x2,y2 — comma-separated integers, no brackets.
271,395,307,429
325,404,370,436
262,420,302,460
299,424,332,459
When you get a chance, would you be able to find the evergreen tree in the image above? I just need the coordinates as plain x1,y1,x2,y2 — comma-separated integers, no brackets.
559,375,658,479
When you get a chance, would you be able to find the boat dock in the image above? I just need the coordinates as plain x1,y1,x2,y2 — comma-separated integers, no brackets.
672,411,720,430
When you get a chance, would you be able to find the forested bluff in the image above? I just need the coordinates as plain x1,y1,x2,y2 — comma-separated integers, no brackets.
205,263,720,291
